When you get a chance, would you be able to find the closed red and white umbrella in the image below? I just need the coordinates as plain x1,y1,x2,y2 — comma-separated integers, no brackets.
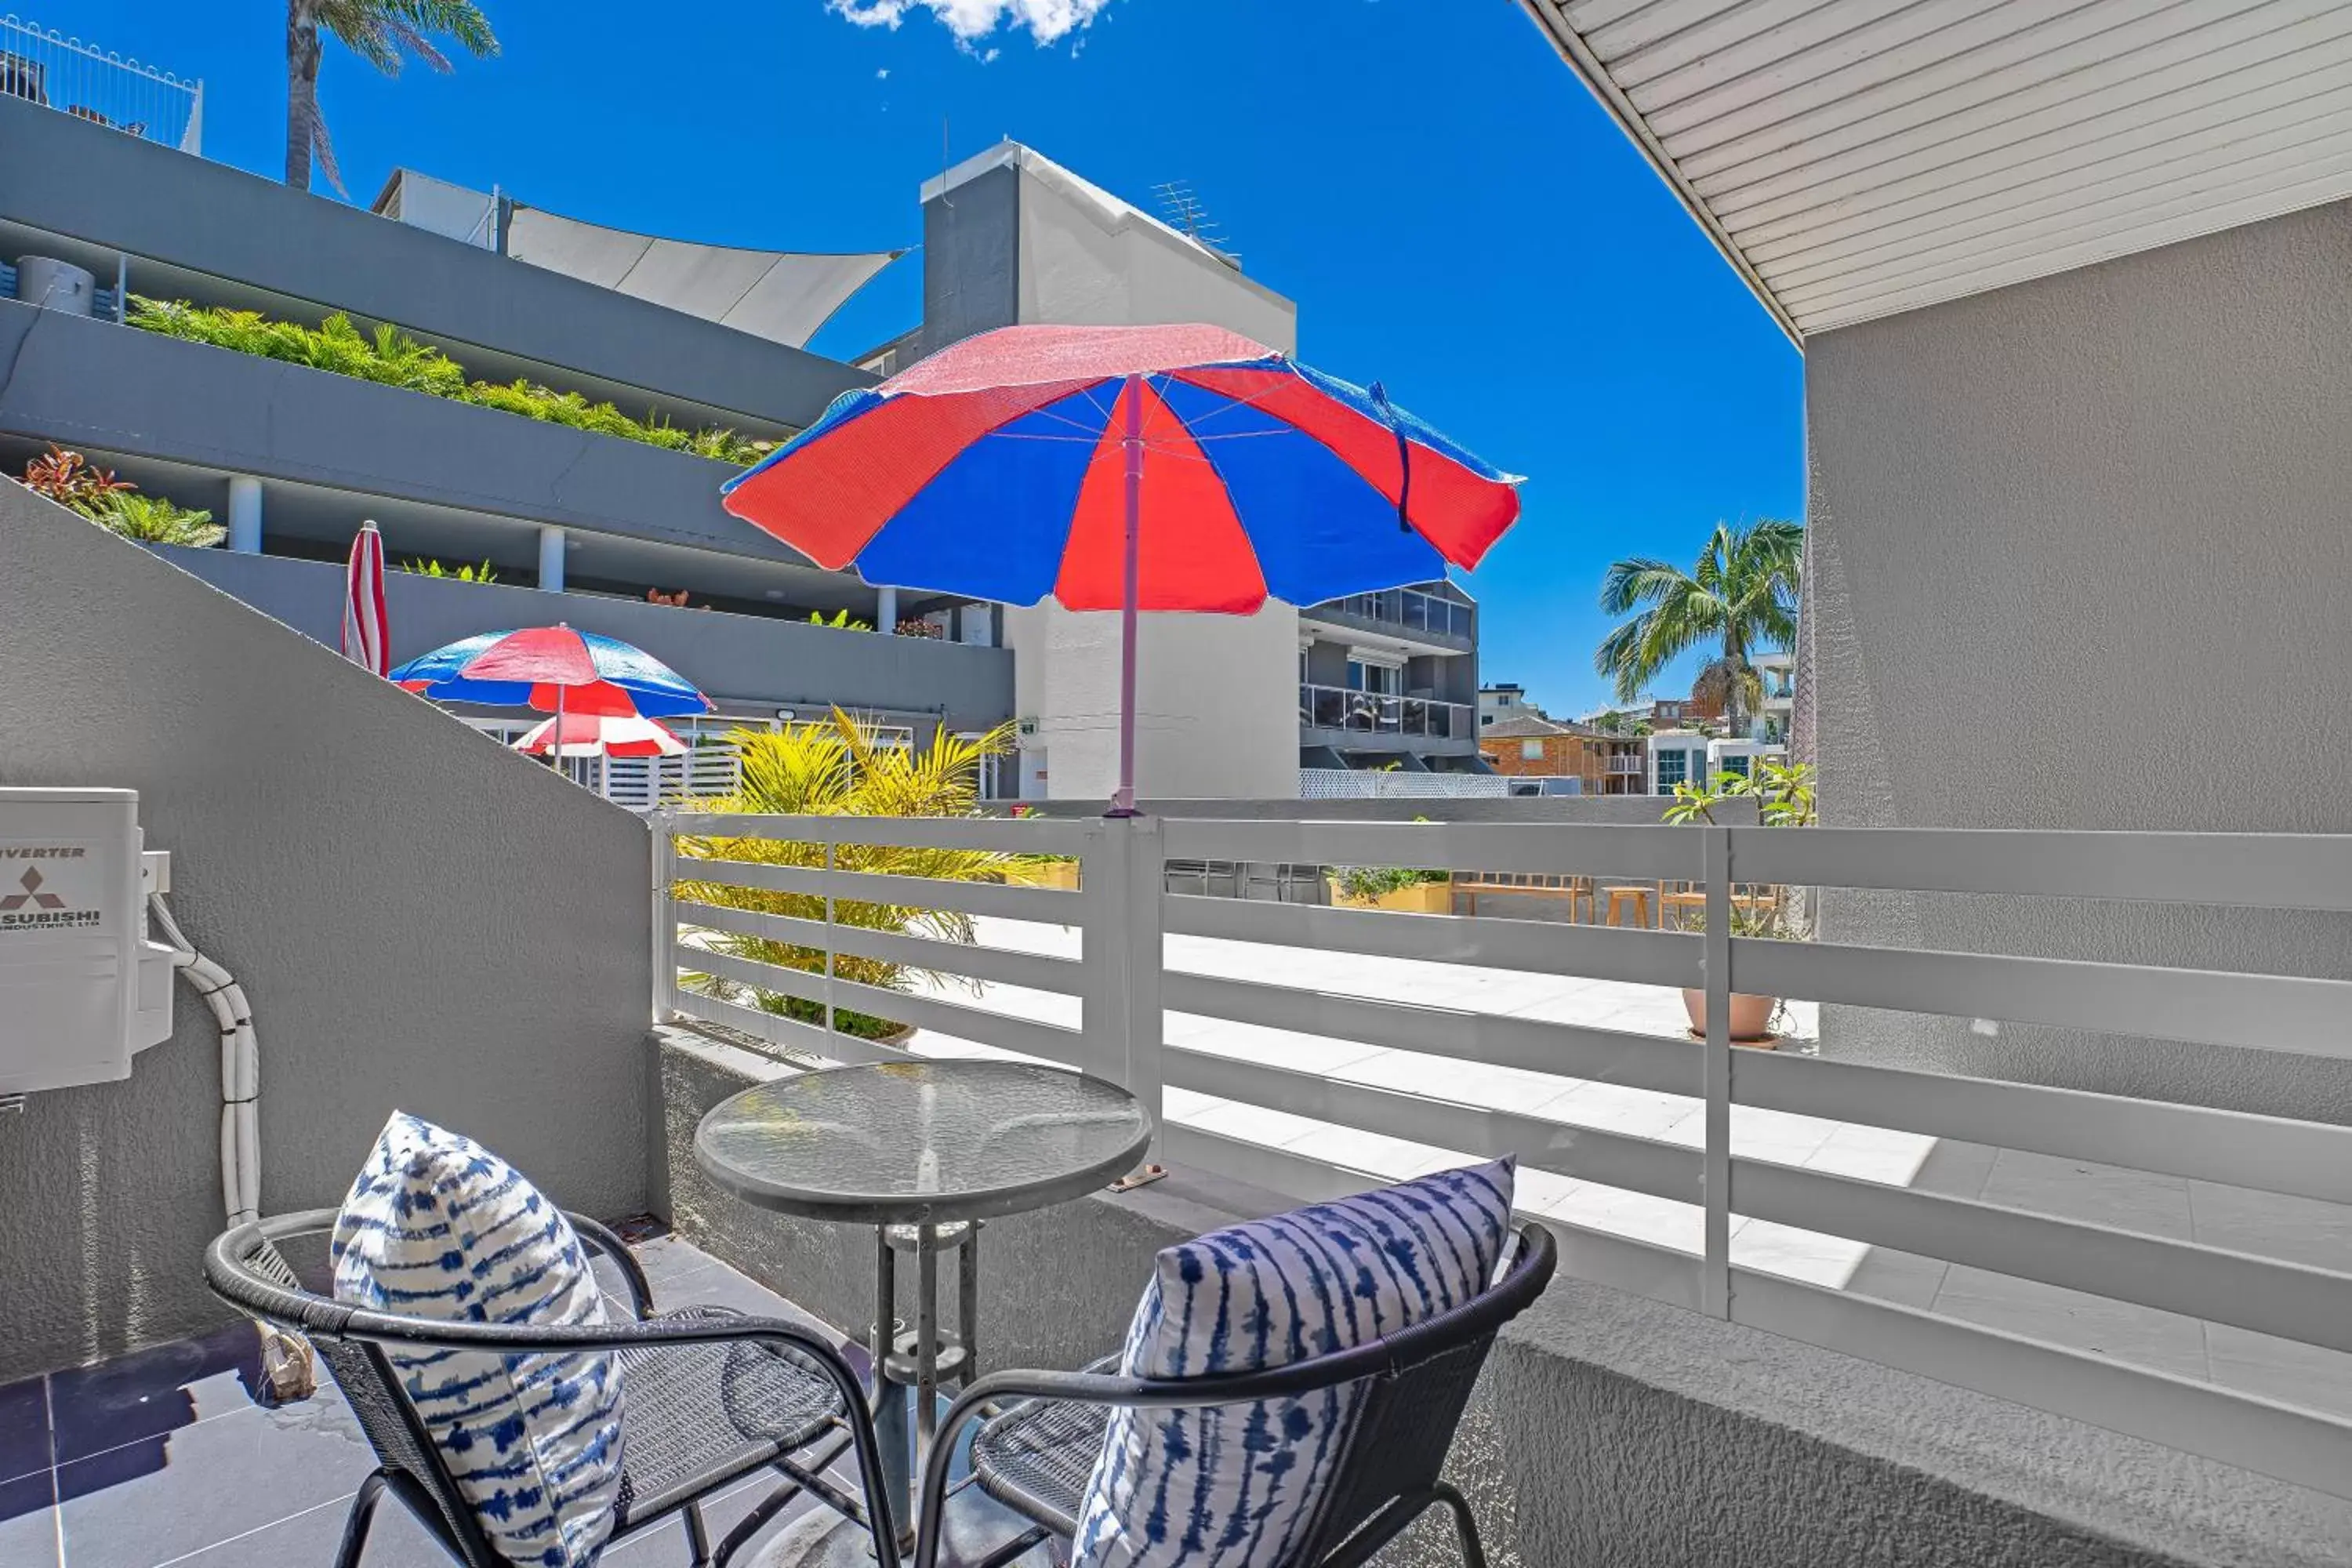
342,521,389,675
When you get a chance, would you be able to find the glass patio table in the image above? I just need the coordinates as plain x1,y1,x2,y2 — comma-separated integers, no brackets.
693,1058,1153,1548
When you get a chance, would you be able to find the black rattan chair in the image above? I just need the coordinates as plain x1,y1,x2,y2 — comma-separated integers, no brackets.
205,1210,900,1568
912,1219,1557,1568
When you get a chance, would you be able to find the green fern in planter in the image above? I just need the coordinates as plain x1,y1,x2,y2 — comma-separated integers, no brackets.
84,492,224,548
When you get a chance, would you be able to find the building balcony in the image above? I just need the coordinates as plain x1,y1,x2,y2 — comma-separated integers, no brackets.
0,296,831,569
1298,585,1475,654
0,94,869,437
1297,681,1478,755
160,545,1013,733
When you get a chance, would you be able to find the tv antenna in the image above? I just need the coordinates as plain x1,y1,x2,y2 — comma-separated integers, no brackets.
1152,180,1235,260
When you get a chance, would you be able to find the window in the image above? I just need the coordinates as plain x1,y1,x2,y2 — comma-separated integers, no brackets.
1346,658,1400,695
1655,749,1688,793
1719,753,1752,779
1521,739,1544,761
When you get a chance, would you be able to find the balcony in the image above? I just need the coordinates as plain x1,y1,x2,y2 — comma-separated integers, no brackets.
1299,586,1474,652
0,94,868,438
158,545,1014,736
12,488,2352,1568
1298,681,1475,748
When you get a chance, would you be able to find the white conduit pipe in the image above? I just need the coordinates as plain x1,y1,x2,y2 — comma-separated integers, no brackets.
147,895,260,1225
147,893,316,1400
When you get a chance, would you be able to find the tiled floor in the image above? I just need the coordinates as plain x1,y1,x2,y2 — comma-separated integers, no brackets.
2,1233,1050,1568
895,913,2352,1421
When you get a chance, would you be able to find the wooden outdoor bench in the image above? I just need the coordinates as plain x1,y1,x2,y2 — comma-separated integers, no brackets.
1448,872,1593,920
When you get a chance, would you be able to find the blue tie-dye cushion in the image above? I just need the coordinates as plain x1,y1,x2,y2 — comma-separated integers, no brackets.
332,1112,626,1568
1070,1159,1515,1567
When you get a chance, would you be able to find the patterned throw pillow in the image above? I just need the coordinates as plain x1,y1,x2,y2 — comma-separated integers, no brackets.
332,1112,627,1568
1070,1159,1515,1568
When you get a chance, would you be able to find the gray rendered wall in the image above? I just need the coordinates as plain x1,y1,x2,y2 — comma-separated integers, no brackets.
0,487,652,1380
162,547,1015,731
916,165,1021,359
1803,199,2352,1122
0,95,869,432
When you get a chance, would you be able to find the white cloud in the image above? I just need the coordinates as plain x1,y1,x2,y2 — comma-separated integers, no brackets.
876,66,891,78
827,0,1116,48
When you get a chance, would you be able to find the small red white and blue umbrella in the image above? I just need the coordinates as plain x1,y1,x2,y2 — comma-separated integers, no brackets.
390,625,712,720
720,322,1522,811
341,521,389,677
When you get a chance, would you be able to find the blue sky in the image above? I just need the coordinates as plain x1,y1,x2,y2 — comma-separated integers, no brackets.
76,0,1799,716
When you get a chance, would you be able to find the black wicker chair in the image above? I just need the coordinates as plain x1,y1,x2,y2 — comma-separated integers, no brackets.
205,1210,901,1568
912,1219,1557,1568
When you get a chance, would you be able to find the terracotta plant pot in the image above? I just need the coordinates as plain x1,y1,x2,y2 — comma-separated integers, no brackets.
1681,988,1780,1047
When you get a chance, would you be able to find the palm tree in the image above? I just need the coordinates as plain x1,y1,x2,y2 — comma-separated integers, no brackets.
1595,518,1802,739
286,0,499,195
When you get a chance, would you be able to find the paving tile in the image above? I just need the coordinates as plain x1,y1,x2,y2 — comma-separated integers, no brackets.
1168,1095,1325,1149
139,1490,447,1568
0,1377,48,1484
1976,1150,2194,1240
1798,1123,1939,1186
1929,1266,2210,1382
1283,1123,1468,1181
1839,1246,1952,1312
2187,1180,2352,1272
2205,1323,2352,1421
1907,1138,2000,1200
1327,1045,1585,1115
46,1319,270,1466
0,1472,57,1568
1540,1080,1696,1141
1728,1219,1872,1289
56,1391,379,1568
1177,1019,1390,1076
1659,1104,1840,1168
1543,1185,1708,1255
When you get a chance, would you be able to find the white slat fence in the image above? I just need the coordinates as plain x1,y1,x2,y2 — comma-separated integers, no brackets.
651,812,2352,1500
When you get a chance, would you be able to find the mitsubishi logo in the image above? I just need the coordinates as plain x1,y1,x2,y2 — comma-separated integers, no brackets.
0,867,66,911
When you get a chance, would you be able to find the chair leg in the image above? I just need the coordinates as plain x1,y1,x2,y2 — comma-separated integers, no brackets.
1431,1481,1489,1568
683,1500,713,1566
333,1471,389,1568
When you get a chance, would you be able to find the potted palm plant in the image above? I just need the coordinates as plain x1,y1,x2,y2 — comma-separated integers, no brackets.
1661,759,1816,1047
673,710,1016,1042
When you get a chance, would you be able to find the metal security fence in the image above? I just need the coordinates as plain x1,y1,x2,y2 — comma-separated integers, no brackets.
2,15,202,152
651,813,2352,1500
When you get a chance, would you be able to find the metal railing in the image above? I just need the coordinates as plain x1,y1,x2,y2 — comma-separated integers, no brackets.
1308,586,1473,641
652,813,2352,1501
2,15,201,152
1298,682,1472,739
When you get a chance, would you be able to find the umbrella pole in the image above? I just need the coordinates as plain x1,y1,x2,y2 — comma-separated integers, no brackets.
1110,374,1143,818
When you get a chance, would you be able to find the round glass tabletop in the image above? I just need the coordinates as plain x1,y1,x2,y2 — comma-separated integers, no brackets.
694,1059,1154,1225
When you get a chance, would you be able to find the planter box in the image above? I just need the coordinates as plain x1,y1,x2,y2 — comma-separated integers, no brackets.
1006,859,1080,891
1328,877,1452,914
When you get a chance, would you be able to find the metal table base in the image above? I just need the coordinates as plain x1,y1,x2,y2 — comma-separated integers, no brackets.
872,1219,981,1546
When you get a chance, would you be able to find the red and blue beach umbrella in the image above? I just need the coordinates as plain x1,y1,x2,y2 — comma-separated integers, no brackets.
390,626,712,718
721,322,1523,809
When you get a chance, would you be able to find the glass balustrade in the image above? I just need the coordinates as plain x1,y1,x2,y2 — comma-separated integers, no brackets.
1299,684,1471,739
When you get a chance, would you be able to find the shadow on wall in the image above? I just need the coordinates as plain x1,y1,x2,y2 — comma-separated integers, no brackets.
0,485,655,1381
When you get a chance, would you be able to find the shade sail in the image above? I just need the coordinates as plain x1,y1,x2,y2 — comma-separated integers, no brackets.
505,204,903,349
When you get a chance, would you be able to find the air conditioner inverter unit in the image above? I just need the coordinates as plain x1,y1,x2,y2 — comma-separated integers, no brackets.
0,787,177,1094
